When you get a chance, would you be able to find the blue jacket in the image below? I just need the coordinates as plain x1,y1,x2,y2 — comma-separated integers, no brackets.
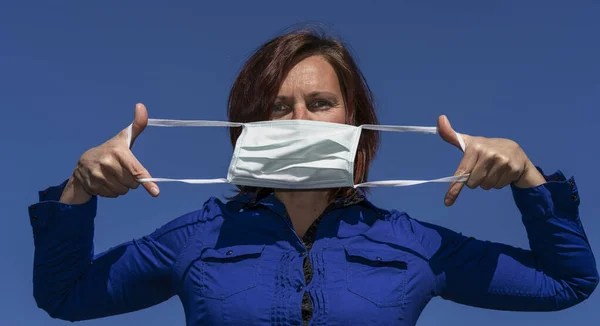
28,168,598,325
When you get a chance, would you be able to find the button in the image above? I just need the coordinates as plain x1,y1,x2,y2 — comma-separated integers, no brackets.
31,216,38,221
29,206,36,211
226,250,233,256
572,194,578,200
570,181,575,188
297,285,304,292
43,190,49,197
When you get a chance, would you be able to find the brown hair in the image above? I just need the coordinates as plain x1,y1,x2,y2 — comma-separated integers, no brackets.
227,27,380,202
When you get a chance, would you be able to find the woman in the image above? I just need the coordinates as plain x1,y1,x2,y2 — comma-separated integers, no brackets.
28,29,597,325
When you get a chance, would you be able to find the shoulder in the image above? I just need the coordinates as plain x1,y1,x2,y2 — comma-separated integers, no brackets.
353,197,413,227
359,199,462,260
148,196,234,240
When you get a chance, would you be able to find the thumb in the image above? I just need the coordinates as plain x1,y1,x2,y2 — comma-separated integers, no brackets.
129,103,149,147
117,103,149,148
437,115,469,152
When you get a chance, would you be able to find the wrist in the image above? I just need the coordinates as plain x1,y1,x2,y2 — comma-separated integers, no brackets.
59,175,92,205
513,161,546,189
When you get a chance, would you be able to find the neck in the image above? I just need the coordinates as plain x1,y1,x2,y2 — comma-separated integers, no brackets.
274,189,334,238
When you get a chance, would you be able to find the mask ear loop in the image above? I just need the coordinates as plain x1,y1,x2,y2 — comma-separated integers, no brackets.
127,118,244,184
354,124,469,188
128,119,470,187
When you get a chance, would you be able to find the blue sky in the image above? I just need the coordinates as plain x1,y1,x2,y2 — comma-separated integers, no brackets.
1,1,599,325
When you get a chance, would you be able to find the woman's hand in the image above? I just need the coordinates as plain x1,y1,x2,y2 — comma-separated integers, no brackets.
59,103,159,205
438,115,546,206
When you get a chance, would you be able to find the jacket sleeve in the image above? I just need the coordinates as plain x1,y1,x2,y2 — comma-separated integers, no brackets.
28,179,202,321
406,168,598,311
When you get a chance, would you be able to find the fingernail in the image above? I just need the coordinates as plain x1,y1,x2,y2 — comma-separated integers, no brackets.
151,187,159,196
444,198,452,206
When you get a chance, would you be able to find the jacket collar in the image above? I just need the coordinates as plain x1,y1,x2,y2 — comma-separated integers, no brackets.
230,190,390,217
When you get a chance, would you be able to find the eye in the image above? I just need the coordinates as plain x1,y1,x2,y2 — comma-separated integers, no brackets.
272,104,286,112
271,104,290,117
311,100,333,109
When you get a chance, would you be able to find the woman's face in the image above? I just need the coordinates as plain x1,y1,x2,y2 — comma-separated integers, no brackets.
271,55,347,124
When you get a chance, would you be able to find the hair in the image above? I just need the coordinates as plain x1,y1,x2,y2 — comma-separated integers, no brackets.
227,27,380,202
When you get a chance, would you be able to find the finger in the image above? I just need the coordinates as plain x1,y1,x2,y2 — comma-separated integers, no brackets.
84,166,127,197
466,152,495,189
120,168,140,189
80,167,116,197
437,115,471,152
116,149,160,197
116,167,139,190
106,149,140,189
494,164,522,189
444,148,479,206
102,174,130,196
480,159,506,190
76,172,125,198
99,162,134,195
95,184,120,198
96,152,139,190
130,103,149,147
115,103,149,148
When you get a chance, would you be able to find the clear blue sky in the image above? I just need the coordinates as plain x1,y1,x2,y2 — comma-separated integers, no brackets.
1,1,598,325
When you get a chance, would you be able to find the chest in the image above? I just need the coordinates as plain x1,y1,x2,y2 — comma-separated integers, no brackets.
173,234,436,325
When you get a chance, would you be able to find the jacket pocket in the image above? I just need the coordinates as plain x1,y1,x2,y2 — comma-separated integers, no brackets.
344,244,408,308
200,244,265,300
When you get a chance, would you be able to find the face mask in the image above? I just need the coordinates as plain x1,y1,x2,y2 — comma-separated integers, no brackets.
127,118,469,189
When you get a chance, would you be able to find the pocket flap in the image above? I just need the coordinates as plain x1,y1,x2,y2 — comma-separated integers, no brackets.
202,244,265,260
344,245,407,264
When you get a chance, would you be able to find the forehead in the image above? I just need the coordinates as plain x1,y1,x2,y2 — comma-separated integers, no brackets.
278,55,342,94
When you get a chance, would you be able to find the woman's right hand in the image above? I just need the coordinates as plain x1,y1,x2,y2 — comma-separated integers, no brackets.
59,103,160,205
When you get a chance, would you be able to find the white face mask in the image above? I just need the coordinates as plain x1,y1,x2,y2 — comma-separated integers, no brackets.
127,118,469,189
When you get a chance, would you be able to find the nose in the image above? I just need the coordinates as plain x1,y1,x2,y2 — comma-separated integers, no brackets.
291,104,311,120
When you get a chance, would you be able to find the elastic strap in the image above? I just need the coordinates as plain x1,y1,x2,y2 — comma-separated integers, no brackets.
354,174,469,188
127,119,242,184
136,177,229,184
358,124,469,186
360,124,466,152
126,118,243,148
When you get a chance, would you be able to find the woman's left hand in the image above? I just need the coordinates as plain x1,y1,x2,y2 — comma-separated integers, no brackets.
438,115,547,206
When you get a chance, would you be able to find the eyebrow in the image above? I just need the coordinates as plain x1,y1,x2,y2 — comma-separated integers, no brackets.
276,91,339,101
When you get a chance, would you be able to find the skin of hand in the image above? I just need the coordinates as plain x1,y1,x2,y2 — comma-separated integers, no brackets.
59,103,159,205
438,115,546,207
